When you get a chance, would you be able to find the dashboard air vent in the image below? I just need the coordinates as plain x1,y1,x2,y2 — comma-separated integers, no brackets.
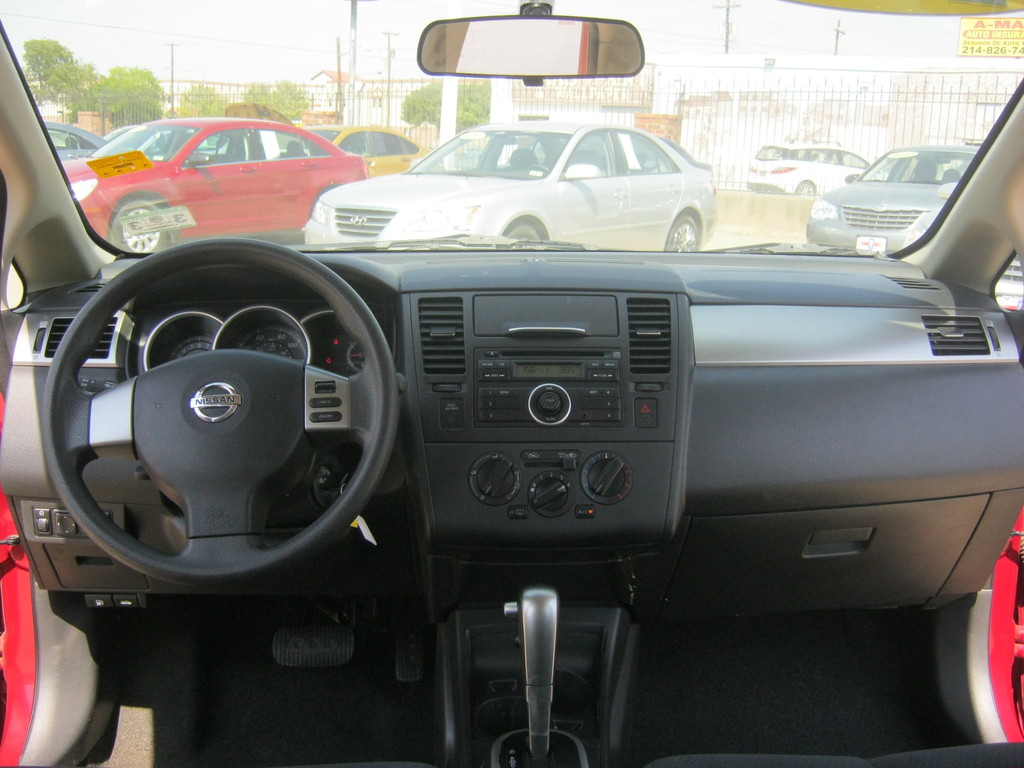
74,283,106,294
888,277,941,291
44,317,118,359
628,297,672,374
922,315,990,356
418,297,466,375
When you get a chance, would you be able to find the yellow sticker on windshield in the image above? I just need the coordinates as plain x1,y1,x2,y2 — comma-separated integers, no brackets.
86,151,153,179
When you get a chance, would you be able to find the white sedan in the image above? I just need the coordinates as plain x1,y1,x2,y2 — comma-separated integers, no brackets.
305,122,717,251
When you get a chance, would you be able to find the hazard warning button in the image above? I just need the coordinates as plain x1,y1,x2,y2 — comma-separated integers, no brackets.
634,398,658,428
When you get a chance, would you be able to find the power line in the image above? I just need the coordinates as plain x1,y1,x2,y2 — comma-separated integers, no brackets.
1,12,336,55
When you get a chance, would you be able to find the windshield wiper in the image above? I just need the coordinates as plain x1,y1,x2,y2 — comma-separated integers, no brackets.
706,242,873,257
309,234,598,252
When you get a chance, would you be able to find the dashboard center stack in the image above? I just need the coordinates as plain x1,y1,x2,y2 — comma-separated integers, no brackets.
411,291,684,556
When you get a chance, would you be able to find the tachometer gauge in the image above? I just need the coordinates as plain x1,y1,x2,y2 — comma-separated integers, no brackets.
143,311,222,371
170,334,214,359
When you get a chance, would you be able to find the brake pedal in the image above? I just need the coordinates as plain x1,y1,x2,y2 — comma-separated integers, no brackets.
272,625,354,667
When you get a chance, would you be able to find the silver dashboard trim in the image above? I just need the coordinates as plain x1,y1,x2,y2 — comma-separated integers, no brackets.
12,310,132,368
692,305,1017,366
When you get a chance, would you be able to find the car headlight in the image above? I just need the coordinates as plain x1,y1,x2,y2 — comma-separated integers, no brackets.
809,198,838,221
310,199,331,227
401,206,481,236
70,178,98,201
905,209,937,245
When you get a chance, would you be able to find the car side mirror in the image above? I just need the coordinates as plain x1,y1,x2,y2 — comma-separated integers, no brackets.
563,163,603,181
183,152,214,169
844,173,860,184
937,181,957,200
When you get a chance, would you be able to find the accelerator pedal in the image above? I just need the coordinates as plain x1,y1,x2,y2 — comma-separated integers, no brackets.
272,625,354,667
394,624,424,682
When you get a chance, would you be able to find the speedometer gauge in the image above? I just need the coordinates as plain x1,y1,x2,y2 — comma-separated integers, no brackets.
143,312,222,371
238,324,307,360
215,306,310,362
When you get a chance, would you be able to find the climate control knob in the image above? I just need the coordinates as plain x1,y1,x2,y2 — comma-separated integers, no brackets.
528,470,572,517
581,452,633,503
469,453,522,506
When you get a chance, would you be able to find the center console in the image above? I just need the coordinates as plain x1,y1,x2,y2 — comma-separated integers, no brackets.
409,291,687,555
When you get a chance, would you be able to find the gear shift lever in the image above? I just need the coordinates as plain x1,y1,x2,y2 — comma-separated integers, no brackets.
510,586,558,759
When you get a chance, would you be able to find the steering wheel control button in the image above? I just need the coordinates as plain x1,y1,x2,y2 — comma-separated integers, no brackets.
189,382,243,423
469,453,522,505
309,396,343,409
310,411,343,423
528,383,572,425
304,369,352,433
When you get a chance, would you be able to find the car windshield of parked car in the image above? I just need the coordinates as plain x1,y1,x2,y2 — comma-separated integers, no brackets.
97,124,199,162
858,149,975,184
2,0,1021,256
410,128,570,178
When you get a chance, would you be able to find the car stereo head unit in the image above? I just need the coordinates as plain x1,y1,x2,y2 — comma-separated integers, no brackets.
475,349,623,426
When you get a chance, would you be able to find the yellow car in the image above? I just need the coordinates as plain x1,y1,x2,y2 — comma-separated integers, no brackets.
309,125,428,176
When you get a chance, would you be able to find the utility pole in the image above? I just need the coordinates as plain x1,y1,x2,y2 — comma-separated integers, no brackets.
833,19,845,55
165,43,177,117
714,1,739,54
383,32,396,127
336,36,343,123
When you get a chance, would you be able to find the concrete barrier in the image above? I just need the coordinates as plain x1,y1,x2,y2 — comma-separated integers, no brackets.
707,190,814,250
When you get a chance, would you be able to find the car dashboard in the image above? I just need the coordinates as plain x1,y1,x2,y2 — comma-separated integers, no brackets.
1,248,1022,624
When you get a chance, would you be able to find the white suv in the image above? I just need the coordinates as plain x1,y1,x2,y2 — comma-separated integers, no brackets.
749,143,869,196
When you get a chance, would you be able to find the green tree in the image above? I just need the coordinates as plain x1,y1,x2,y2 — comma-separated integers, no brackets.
401,81,490,131
241,81,309,121
178,84,228,118
87,67,165,128
22,39,97,112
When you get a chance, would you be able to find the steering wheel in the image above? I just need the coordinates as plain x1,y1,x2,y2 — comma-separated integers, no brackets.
42,239,399,585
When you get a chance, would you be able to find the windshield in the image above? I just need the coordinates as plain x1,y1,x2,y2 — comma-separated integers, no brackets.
96,123,199,161
858,148,977,184
2,0,1021,256
411,128,570,179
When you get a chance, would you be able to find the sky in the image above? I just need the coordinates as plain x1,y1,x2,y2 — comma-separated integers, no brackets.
1,0,1022,87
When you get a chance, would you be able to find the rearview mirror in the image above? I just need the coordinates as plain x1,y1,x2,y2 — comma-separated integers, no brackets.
418,15,644,78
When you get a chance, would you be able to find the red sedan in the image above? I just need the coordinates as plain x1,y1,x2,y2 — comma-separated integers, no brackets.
64,117,369,252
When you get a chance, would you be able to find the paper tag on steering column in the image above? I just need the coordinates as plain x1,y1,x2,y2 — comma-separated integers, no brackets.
350,515,377,545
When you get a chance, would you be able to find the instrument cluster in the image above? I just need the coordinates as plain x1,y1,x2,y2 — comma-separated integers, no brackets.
139,305,366,376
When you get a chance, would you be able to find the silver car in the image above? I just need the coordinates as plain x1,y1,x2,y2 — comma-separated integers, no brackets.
806,145,978,254
305,122,717,251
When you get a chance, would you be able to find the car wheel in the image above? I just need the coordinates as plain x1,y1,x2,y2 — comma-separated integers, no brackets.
110,199,173,254
795,180,817,196
503,221,544,240
665,213,701,252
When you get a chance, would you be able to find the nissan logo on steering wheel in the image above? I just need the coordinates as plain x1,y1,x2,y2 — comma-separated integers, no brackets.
189,382,243,423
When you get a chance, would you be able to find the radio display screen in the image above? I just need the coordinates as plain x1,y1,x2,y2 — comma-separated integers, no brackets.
513,362,583,379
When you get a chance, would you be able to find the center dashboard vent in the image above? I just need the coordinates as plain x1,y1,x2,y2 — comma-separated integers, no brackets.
44,316,118,359
627,297,672,374
418,296,466,375
922,315,990,356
